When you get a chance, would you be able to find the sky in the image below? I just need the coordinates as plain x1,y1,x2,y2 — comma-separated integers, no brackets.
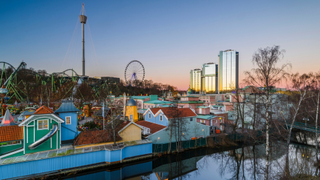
1,0,320,90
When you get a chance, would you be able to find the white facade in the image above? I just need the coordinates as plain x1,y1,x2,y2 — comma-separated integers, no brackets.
190,69,202,92
218,50,239,91
202,63,218,93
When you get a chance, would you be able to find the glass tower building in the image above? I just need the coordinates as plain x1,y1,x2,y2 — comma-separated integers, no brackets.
202,63,218,93
218,50,239,92
190,69,202,93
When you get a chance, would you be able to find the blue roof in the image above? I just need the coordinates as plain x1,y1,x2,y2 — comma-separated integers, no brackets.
55,100,80,113
127,98,137,106
20,110,35,116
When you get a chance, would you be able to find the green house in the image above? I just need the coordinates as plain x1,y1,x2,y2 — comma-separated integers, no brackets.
18,106,64,154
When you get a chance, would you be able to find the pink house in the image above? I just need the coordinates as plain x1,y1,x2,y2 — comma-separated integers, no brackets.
195,106,210,115
178,96,204,111
199,95,216,106
196,115,220,128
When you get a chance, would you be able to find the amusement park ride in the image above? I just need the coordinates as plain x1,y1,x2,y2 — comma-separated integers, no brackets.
0,4,147,116
124,60,145,85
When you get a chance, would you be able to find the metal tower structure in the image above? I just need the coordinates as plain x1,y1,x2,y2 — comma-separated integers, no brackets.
79,4,87,76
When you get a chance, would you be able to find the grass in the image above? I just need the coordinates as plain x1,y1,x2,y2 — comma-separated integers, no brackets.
47,152,57,158
124,141,138,146
56,149,74,156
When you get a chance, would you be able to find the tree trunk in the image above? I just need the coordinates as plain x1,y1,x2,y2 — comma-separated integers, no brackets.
265,89,270,180
265,108,270,180
316,86,320,160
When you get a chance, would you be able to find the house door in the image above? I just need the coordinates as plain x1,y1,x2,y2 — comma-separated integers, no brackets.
130,115,133,121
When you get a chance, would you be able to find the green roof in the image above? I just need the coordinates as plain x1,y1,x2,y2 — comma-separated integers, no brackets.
178,101,204,104
183,96,198,98
196,106,208,108
162,105,172,107
144,100,172,105
197,115,215,120
131,96,149,100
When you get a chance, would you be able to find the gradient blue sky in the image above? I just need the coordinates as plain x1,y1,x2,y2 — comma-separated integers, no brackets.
1,0,320,90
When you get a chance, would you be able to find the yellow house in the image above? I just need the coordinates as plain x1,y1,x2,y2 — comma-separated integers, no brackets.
125,98,138,122
118,121,142,142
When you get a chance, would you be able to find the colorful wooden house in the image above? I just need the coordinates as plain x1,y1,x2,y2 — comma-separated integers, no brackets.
0,125,24,159
142,107,210,144
0,110,23,159
54,100,80,142
125,98,138,122
117,121,142,142
73,120,143,147
18,106,64,154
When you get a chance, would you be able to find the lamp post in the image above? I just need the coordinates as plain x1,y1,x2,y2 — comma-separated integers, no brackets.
303,117,309,130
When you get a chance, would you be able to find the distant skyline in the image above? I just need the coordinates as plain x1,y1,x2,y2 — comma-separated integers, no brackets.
1,0,320,90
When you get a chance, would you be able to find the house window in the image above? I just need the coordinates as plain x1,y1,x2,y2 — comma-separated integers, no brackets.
38,120,49,130
190,118,193,121
148,113,151,119
65,116,71,125
0,140,22,147
160,115,163,121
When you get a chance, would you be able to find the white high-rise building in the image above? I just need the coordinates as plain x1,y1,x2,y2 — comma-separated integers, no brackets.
190,69,202,93
202,63,218,93
218,50,239,92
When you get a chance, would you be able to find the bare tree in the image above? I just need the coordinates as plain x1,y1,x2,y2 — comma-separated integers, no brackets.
104,94,124,146
166,107,188,153
244,45,291,180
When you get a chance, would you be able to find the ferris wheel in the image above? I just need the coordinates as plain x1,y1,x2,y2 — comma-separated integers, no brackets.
124,60,145,85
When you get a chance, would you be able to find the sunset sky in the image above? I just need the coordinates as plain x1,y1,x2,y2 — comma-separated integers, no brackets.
1,0,319,90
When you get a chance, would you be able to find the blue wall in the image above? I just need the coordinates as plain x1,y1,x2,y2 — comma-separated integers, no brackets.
58,112,79,141
0,143,152,179
145,111,169,126
148,117,210,144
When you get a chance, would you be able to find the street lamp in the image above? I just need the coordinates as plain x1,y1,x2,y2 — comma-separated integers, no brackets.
303,117,309,129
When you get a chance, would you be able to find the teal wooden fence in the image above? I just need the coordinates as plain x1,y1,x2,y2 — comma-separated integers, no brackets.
152,133,246,153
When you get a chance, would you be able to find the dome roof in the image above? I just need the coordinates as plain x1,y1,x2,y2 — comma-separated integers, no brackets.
127,98,137,106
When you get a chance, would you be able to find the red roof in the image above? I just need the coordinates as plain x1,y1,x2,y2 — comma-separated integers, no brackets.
73,129,122,146
34,106,54,114
116,121,131,132
0,125,23,142
150,107,197,119
136,120,166,134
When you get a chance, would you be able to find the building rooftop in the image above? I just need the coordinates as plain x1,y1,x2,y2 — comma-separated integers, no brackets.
149,107,197,119
196,106,208,108
127,98,137,106
34,106,54,115
19,110,35,117
131,96,149,100
144,100,172,105
178,101,204,104
73,129,122,146
197,115,215,120
0,109,16,126
55,100,80,113
0,125,23,142
135,120,166,134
